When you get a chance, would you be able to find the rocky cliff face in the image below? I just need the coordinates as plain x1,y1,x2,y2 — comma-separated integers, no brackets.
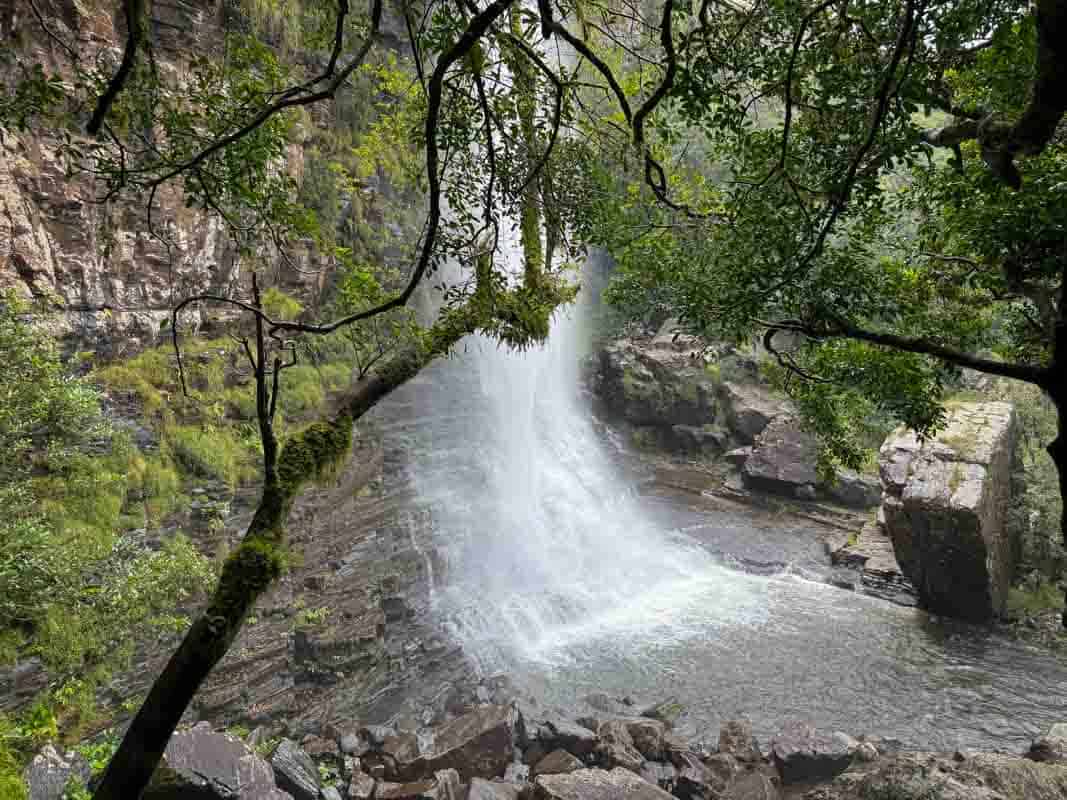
591,325,880,510
0,0,347,355
880,401,1018,621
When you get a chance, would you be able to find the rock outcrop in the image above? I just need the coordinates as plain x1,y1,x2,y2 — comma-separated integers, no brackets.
741,417,880,508
143,722,293,799
879,402,1018,620
742,416,822,498
0,0,412,355
595,337,717,429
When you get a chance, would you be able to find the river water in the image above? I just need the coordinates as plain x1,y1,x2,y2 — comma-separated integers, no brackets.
398,295,1067,754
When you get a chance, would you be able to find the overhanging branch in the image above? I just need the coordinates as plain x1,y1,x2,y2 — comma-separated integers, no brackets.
761,317,1050,385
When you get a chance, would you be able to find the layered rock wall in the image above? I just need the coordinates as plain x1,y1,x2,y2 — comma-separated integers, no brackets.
0,0,346,355
879,401,1018,620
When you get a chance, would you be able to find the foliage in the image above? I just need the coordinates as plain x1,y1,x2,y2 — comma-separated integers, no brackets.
994,381,1064,574
582,0,1061,475
294,606,331,627
0,298,215,749
0,62,64,133
1007,578,1064,617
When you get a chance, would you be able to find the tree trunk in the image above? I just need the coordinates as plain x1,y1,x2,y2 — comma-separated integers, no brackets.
92,482,293,799
90,274,561,797
91,355,421,799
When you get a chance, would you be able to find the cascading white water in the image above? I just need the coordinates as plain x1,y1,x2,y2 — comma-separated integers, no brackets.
408,259,766,672
398,256,1067,751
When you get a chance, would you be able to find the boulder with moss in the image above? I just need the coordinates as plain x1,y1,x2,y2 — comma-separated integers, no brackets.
594,339,717,429
879,402,1018,621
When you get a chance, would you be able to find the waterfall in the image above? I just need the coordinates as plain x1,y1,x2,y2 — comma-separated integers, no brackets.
406,257,764,673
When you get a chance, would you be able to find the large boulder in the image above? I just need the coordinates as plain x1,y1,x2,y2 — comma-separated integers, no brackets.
879,402,1018,620
722,771,780,800
534,767,676,799
674,753,741,799
595,720,645,773
22,745,91,800
742,417,821,497
595,341,716,428
523,713,598,759
382,704,523,782
270,739,319,800
143,722,293,799
625,719,667,761
532,749,585,777
770,722,852,784
719,382,790,444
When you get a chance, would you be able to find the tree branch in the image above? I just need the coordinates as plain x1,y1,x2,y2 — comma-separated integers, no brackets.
762,317,1050,385
87,0,145,134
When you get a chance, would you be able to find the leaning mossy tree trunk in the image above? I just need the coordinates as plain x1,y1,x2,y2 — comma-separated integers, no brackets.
81,0,583,792
92,265,571,799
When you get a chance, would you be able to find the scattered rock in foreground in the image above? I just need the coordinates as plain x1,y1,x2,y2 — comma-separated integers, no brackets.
270,738,319,800
821,751,1067,800
1027,722,1067,764
377,768,463,799
381,704,522,782
532,749,585,777
770,722,852,784
468,776,524,799
718,719,762,763
534,766,676,799
143,722,292,799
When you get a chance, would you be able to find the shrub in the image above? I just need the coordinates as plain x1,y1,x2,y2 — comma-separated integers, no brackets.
167,424,256,487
